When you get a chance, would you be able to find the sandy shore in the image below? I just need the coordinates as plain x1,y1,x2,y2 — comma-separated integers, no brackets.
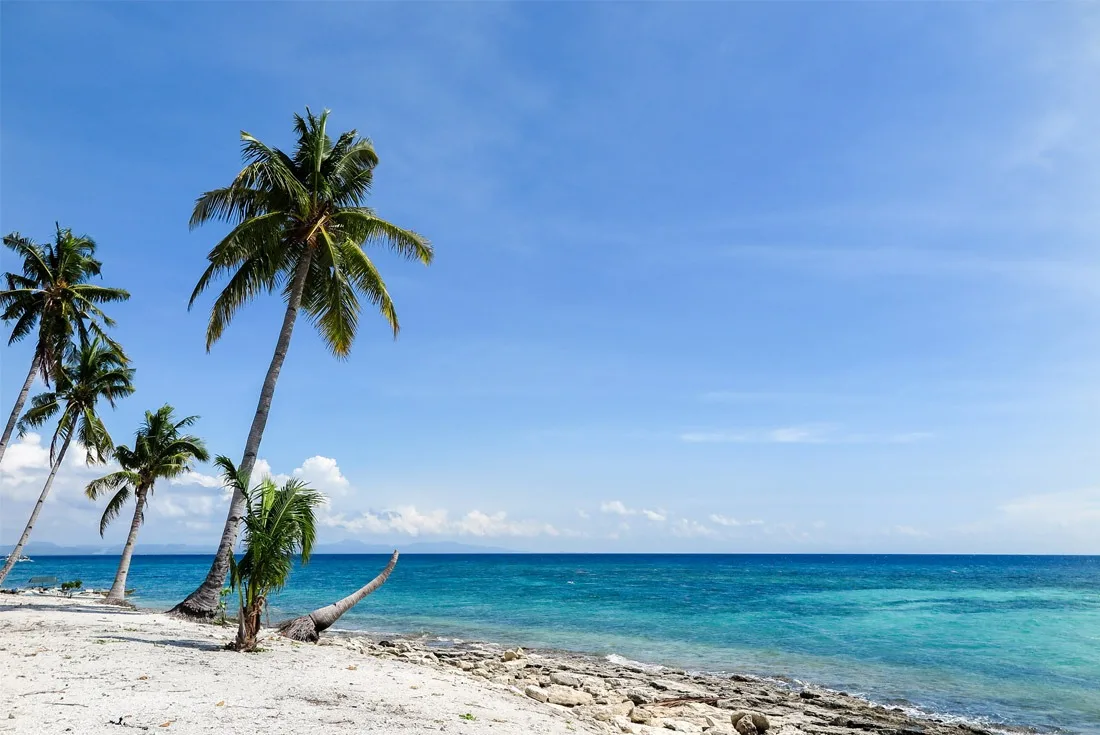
0,594,1002,735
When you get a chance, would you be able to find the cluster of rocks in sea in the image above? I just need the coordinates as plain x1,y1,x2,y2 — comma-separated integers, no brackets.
320,634,1000,735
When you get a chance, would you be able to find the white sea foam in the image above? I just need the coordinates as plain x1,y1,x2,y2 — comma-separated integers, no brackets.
605,653,666,674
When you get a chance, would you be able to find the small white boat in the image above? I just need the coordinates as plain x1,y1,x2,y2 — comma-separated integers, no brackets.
2,554,32,563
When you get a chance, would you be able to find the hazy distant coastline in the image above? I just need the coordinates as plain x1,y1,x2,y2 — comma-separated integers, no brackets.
5,540,518,556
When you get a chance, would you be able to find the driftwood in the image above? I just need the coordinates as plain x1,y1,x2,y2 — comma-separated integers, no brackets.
278,550,399,642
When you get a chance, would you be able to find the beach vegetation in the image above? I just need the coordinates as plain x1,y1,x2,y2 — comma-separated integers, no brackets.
0,338,134,585
86,404,209,606
216,455,323,651
0,226,129,466
175,107,432,619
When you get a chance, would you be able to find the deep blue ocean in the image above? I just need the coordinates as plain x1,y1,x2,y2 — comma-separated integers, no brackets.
4,554,1098,734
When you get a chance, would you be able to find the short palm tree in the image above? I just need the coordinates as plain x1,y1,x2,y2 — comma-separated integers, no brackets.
0,338,134,585
0,226,130,465
214,456,322,651
86,405,209,605
174,108,432,618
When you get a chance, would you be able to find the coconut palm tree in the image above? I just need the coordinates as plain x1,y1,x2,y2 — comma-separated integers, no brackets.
85,405,209,605
0,226,130,465
0,338,134,585
279,550,398,642
214,456,322,651
174,107,432,618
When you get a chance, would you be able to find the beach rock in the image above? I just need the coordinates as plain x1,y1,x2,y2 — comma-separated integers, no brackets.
547,684,595,707
612,715,637,733
457,660,475,671
666,721,702,733
798,691,819,700
525,686,550,703
503,648,526,662
631,707,657,724
626,688,657,705
734,716,758,735
551,671,583,688
730,712,769,732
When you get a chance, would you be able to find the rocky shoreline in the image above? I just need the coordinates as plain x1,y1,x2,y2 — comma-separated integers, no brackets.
319,631,1019,735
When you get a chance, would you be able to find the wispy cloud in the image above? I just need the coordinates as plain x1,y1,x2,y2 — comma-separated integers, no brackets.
680,426,932,445
600,500,666,521
670,518,716,538
322,506,560,538
709,514,764,528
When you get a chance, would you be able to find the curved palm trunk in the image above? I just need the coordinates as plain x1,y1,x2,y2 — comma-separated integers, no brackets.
103,485,148,605
0,432,72,586
280,551,398,642
0,353,41,466
171,252,314,619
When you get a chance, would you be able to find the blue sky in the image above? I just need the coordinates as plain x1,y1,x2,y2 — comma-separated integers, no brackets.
2,2,1098,553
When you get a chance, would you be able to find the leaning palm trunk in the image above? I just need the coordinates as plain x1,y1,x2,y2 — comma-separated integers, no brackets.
0,432,72,585
171,253,313,619
0,354,40,466
103,486,148,605
279,551,399,642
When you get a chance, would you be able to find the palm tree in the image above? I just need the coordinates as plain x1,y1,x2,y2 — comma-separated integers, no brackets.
214,456,322,651
174,107,432,618
85,405,209,605
279,550,398,642
0,226,130,465
0,338,134,585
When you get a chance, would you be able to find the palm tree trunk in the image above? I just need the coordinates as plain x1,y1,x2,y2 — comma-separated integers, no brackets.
103,485,148,605
0,353,41,466
235,592,265,651
279,551,398,642
171,251,314,619
0,431,72,586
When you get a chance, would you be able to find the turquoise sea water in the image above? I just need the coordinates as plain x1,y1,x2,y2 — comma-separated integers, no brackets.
4,554,1098,734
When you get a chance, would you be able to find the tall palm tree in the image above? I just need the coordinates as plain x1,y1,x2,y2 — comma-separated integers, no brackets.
86,405,209,605
215,456,322,651
0,226,130,465
174,108,432,618
0,339,134,585
279,550,398,642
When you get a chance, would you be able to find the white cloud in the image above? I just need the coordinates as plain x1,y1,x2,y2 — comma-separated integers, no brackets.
0,432,51,487
891,525,930,538
670,518,716,538
321,505,559,538
600,500,634,515
709,514,764,527
681,426,932,445
170,470,222,489
600,500,664,521
252,458,290,486
577,509,590,520
292,456,350,496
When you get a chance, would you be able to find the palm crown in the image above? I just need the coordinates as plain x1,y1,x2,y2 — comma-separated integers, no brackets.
1,226,130,382
85,405,210,536
19,337,135,464
188,107,433,355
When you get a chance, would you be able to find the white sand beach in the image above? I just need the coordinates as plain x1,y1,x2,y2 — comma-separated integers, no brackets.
1,594,1000,735
0,595,597,735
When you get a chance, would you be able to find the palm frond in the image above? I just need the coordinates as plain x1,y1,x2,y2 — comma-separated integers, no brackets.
97,485,134,537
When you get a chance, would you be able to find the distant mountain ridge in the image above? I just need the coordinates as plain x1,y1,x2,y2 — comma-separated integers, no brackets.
5,540,518,556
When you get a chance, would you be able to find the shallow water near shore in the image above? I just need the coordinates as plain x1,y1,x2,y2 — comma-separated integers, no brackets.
5,554,1098,734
